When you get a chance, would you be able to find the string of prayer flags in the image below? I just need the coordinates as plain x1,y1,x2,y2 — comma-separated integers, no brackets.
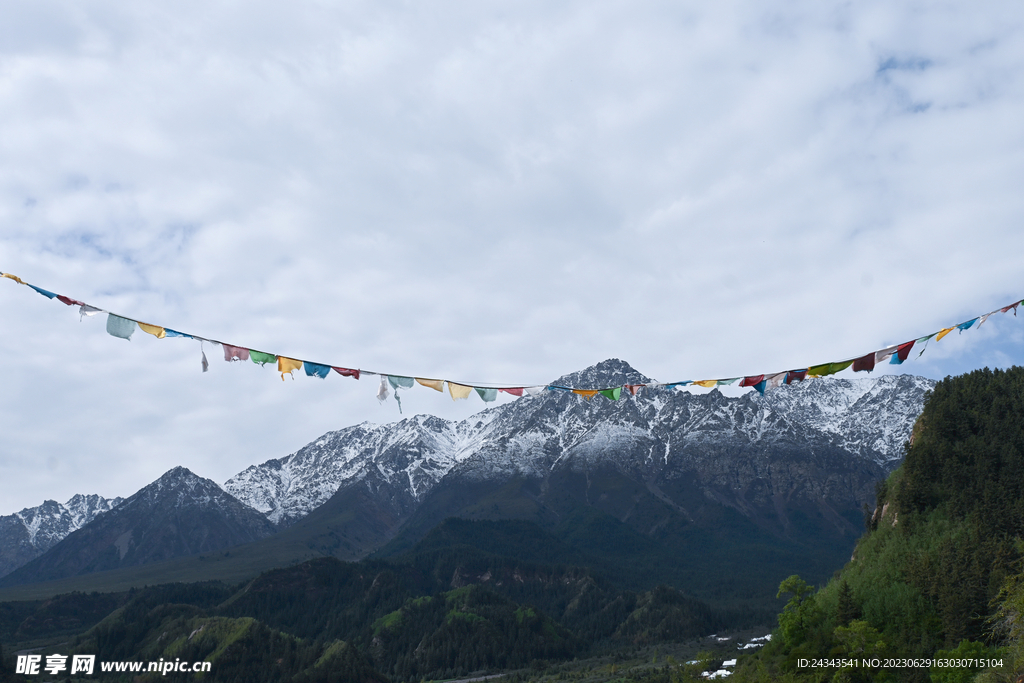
4,269,1024,408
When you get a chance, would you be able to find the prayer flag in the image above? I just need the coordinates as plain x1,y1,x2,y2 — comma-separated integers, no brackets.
377,376,390,402
624,384,643,396
165,329,191,338
739,375,765,387
766,373,786,390
223,345,250,361
717,378,739,386
875,345,898,365
977,313,993,328
79,304,102,318
201,348,209,372
1002,303,1020,315
808,361,852,377
957,318,978,332
250,350,276,366
57,295,85,307
573,389,600,400
785,370,808,384
499,387,524,397
935,327,955,341
138,322,166,339
693,380,717,388
388,375,414,390
28,285,56,299
524,386,546,397
852,353,875,373
105,314,136,340
753,379,767,395
2,273,26,285
599,387,622,401
304,361,331,379
475,387,498,402
890,340,915,364
448,382,473,400
278,356,302,380
417,378,445,392
333,366,360,380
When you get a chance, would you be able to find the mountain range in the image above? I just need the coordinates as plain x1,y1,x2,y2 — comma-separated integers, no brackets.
0,360,935,607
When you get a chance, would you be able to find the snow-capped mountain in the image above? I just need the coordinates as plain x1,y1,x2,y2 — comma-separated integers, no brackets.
225,359,933,528
0,467,275,587
0,494,123,578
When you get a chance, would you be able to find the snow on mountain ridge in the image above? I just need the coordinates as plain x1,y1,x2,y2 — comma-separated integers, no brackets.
224,361,935,526
7,494,123,549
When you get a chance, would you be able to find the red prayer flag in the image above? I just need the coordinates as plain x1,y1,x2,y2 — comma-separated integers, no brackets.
56,295,86,307
499,387,524,397
852,353,875,373
333,366,360,380
223,345,250,362
785,370,808,384
739,375,765,387
624,384,643,396
895,340,915,362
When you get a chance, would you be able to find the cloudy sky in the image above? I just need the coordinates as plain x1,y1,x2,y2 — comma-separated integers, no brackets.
1,0,1023,512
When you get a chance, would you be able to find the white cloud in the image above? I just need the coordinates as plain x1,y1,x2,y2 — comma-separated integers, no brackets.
1,0,1023,510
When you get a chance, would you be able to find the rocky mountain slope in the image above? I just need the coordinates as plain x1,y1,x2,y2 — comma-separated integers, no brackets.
0,467,275,587
225,359,933,531
0,494,123,578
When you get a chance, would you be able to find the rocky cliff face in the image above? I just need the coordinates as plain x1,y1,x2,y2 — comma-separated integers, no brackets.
0,495,123,578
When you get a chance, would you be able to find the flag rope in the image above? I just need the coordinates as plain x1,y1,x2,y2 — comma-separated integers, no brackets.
2,271,1020,403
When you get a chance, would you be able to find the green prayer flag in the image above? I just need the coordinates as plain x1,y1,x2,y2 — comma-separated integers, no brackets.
808,361,853,376
717,378,739,386
474,387,498,402
388,375,415,389
599,387,622,401
250,350,276,366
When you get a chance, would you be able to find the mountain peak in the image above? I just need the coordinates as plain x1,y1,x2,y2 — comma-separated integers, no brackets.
552,358,652,388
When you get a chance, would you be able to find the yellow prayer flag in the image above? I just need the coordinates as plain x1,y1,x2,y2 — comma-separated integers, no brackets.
278,356,303,380
935,327,955,341
693,380,717,388
1,273,26,285
416,378,445,392
572,389,599,400
137,322,166,339
448,382,473,400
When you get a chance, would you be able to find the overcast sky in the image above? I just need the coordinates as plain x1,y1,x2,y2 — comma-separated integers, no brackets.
1,0,1023,512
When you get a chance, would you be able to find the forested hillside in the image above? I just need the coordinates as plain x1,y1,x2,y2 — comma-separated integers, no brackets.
736,367,1024,683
